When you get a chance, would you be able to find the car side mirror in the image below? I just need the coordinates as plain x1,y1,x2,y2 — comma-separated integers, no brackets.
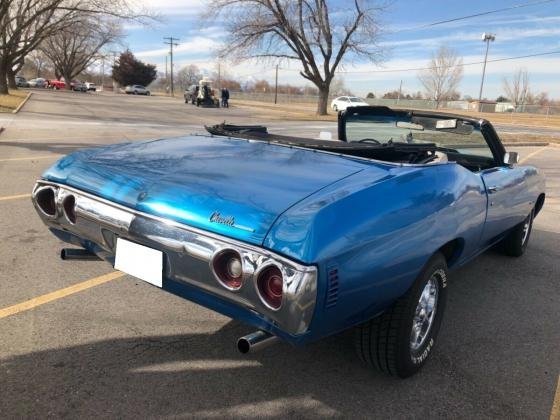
504,152,519,165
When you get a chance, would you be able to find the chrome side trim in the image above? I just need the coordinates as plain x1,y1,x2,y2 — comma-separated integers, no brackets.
32,180,317,335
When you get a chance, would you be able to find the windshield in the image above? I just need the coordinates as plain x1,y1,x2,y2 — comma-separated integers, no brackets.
349,97,364,103
345,113,493,158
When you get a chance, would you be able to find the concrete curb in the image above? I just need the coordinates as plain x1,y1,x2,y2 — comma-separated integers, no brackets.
503,142,550,147
12,91,32,114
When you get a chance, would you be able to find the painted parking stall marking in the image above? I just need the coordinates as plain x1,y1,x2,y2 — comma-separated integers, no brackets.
0,193,31,201
0,155,60,162
0,271,125,319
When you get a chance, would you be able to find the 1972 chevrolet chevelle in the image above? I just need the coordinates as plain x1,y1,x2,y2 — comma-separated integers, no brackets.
32,106,545,377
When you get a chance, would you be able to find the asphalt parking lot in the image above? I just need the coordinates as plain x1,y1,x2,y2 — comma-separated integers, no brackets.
1,90,559,418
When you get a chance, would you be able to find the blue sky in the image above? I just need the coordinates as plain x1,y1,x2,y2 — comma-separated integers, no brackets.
123,0,560,99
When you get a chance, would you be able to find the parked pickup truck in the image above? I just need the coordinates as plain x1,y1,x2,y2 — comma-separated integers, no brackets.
31,106,545,378
48,79,66,90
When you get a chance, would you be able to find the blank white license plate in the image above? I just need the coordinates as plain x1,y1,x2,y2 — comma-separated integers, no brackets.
114,238,163,287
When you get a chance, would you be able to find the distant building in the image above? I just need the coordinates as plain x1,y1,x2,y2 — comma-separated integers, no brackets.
468,99,497,113
495,102,515,113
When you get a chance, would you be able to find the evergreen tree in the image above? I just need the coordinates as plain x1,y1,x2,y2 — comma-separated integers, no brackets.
112,50,156,87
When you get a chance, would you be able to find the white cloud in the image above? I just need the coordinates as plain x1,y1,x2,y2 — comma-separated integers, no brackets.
139,0,205,16
135,36,221,58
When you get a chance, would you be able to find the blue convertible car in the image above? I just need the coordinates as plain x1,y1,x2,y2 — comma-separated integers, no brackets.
32,106,545,377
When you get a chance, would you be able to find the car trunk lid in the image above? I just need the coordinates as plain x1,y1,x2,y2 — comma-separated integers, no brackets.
44,136,370,245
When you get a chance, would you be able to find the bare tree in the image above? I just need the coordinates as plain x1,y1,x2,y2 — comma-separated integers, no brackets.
42,18,122,88
206,0,384,115
503,68,530,107
25,50,50,78
417,46,463,109
0,0,152,95
177,64,202,91
330,77,353,96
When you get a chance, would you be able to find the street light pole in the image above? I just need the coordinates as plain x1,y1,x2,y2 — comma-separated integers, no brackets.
478,33,495,107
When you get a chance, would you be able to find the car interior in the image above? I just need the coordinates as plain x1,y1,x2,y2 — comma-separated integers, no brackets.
206,108,499,173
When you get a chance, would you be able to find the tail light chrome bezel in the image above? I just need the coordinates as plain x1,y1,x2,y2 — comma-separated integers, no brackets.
62,194,77,224
210,248,245,291
33,185,58,218
255,263,284,311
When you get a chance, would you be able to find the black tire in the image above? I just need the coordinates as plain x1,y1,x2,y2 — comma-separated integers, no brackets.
354,253,448,378
333,104,338,111
502,210,534,257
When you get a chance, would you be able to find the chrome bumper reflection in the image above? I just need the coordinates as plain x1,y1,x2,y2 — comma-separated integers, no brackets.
31,180,317,335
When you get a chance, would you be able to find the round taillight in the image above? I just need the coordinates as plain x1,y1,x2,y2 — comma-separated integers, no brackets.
212,249,244,290
36,188,56,216
257,265,283,310
62,195,76,224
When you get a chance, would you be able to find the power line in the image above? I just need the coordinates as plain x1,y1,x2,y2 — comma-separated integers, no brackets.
391,0,558,34
278,50,560,74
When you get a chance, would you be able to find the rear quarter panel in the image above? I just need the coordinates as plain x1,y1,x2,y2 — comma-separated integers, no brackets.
264,162,488,340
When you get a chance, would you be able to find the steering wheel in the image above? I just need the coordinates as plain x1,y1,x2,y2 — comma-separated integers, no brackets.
357,138,380,144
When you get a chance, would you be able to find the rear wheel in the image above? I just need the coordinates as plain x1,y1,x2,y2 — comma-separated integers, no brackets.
354,253,448,378
333,104,338,111
502,209,534,257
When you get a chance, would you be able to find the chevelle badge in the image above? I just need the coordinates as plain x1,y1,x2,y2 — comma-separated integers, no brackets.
210,211,254,232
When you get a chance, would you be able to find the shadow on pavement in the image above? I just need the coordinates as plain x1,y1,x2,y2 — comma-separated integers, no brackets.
1,231,558,418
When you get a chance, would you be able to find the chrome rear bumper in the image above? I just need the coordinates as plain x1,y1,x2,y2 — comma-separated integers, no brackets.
32,180,317,335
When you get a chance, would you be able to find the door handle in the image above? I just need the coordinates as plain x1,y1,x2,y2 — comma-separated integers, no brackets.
487,186,499,194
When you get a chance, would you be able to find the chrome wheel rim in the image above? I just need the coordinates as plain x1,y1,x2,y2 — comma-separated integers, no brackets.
410,274,439,351
521,216,531,245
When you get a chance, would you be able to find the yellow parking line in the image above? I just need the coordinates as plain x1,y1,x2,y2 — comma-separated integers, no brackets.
519,146,549,164
0,155,60,162
551,375,560,420
0,271,125,320
0,193,31,201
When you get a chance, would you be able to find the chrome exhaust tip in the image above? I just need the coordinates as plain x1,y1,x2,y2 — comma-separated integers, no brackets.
60,248,101,261
237,330,279,354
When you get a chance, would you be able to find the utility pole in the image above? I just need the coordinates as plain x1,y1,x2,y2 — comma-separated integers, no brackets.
274,64,279,104
163,37,179,96
109,50,119,93
165,54,168,92
478,33,495,110
101,56,105,91
217,61,221,89
397,79,402,104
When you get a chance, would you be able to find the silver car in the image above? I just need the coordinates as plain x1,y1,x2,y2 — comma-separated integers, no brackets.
125,85,150,95
16,76,29,88
28,78,48,88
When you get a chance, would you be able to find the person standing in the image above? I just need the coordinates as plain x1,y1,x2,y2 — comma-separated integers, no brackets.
220,88,226,107
224,88,230,108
